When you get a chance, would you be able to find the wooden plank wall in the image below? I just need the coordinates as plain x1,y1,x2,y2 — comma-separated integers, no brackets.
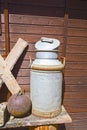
63,1,87,130
0,0,87,130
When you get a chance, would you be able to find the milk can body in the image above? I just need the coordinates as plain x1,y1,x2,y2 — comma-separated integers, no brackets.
30,37,65,118
30,70,63,118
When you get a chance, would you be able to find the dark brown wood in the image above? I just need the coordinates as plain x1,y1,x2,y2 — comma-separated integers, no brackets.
4,0,10,56
68,0,87,10
8,0,65,8
62,0,69,57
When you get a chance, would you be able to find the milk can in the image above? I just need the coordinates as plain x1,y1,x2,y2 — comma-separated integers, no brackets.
30,37,65,118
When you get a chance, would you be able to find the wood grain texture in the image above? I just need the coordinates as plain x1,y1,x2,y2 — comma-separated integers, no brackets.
0,38,28,89
0,0,87,130
0,105,72,129
0,55,21,94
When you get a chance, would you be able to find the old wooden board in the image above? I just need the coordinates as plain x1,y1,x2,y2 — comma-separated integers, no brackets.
1,105,72,129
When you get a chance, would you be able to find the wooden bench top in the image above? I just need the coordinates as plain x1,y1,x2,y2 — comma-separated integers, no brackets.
1,105,72,129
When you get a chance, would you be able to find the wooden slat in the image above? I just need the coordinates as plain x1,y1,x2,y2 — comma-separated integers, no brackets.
66,45,87,54
65,70,87,77
1,14,64,26
8,4,64,17
66,54,87,62
67,112,87,125
64,85,87,92
68,9,87,20
0,41,5,51
64,99,87,107
68,28,87,37
64,101,87,113
68,19,87,29
67,37,87,45
65,76,87,85
0,33,64,43
64,107,87,113
68,0,87,10
8,14,64,26
65,62,87,70
64,92,87,99
8,0,65,7
5,24,64,35
65,126,87,130
16,76,29,85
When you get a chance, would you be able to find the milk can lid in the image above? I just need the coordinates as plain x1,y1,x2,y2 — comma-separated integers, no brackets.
35,37,60,50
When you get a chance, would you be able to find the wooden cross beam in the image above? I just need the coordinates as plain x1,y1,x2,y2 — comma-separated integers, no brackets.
0,55,21,94
0,38,28,93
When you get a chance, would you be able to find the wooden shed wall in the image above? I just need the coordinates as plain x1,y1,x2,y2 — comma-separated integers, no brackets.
0,0,87,130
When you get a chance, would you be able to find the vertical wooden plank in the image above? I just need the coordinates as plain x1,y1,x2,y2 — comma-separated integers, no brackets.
63,0,69,57
3,0,10,99
29,125,58,130
49,125,58,130
4,0,10,56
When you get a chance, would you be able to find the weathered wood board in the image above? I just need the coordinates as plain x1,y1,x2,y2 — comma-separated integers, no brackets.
0,102,7,127
0,105,72,129
0,38,28,89
0,55,21,94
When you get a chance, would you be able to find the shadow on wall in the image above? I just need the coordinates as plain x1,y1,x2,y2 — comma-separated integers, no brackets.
1,0,87,19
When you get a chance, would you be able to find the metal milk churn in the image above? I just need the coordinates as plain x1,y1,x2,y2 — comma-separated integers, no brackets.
30,37,65,118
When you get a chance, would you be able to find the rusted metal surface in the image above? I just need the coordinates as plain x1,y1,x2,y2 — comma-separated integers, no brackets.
32,107,62,118
31,65,64,71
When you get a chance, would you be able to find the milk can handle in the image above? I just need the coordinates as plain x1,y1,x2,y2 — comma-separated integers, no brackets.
41,37,53,43
29,56,32,69
60,56,65,66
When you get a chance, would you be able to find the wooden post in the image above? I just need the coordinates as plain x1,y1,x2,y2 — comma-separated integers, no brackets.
4,0,10,56
29,125,58,130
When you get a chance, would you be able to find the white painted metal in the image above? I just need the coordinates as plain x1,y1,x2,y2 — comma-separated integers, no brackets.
30,70,62,117
30,37,64,117
35,37,60,59
31,59,62,66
